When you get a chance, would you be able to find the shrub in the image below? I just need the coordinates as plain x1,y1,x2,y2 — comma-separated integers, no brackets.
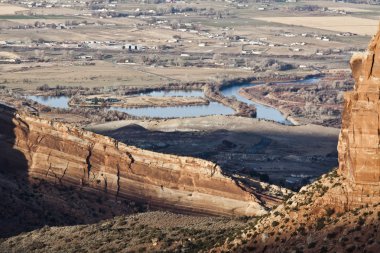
315,217,325,230
346,245,356,253
307,242,317,248
325,208,335,216
358,217,365,226
327,232,337,239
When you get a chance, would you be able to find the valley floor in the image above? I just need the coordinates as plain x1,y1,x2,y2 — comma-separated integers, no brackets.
88,115,339,189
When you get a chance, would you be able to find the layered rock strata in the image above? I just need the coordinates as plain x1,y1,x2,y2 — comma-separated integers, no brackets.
330,26,380,209
0,104,267,216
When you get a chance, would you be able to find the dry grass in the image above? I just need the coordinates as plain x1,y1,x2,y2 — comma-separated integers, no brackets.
0,61,166,89
0,211,247,252
79,94,208,108
31,7,83,15
327,7,371,13
0,52,20,59
0,61,253,90
309,0,377,12
254,16,378,36
0,4,28,15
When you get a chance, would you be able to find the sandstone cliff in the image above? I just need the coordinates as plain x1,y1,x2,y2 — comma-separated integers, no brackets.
0,104,269,217
331,26,380,209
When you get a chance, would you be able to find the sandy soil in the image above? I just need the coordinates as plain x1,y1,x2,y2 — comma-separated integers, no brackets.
90,115,338,136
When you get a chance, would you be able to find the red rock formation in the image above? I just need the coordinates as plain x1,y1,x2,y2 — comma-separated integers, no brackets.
209,29,380,253
0,105,270,216
335,25,380,208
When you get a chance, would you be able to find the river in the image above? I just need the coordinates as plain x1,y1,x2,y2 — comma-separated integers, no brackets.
220,77,320,125
27,77,319,124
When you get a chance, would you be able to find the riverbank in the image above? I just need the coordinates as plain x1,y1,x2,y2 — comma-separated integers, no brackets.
68,95,210,109
205,73,322,122
25,71,320,116
239,88,300,125
203,85,257,117
17,71,325,125
237,72,351,128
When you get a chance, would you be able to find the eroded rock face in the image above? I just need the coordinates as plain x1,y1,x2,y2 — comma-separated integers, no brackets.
0,105,268,216
336,26,380,208
210,30,380,252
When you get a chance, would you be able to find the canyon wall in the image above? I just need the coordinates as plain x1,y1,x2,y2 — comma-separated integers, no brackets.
0,105,268,216
333,26,380,209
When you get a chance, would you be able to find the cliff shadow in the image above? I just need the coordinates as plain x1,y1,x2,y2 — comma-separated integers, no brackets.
95,123,339,191
0,109,30,238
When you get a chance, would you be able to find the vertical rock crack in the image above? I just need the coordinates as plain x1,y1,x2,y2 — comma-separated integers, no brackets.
86,144,94,179
116,164,120,197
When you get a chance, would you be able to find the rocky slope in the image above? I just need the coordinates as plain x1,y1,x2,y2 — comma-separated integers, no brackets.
223,170,380,253
0,103,277,218
219,24,380,253
0,211,249,253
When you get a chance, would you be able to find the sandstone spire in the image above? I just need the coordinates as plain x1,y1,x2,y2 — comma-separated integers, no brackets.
337,25,380,207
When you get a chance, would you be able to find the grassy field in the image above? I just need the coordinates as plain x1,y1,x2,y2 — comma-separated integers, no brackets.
0,15,70,19
254,16,378,36
0,61,254,90
309,0,379,12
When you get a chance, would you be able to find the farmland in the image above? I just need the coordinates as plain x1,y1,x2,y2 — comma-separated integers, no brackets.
254,16,378,36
